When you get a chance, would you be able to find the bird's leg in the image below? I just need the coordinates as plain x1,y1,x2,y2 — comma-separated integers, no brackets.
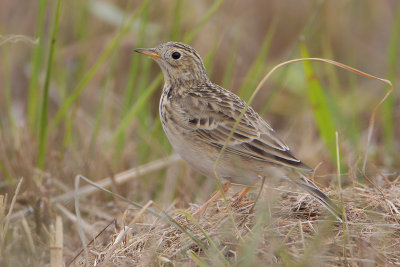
234,186,251,202
249,176,266,213
235,176,266,204
193,182,231,217
254,176,266,204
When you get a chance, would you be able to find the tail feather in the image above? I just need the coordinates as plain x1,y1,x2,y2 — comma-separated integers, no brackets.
289,173,343,222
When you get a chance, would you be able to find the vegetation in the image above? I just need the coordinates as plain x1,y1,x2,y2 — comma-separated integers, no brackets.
0,0,399,265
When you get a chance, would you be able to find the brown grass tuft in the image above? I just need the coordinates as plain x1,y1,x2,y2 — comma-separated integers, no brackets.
72,180,400,266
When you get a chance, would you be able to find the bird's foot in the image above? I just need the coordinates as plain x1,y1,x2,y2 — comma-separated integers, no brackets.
192,182,231,217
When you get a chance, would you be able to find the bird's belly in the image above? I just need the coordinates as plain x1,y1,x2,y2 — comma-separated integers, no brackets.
161,122,260,185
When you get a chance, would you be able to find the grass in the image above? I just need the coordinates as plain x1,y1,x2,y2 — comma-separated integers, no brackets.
27,0,48,131
71,181,400,266
383,2,400,155
0,0,399,266
300,42,338,162
37,0,62,169
237,22,276,101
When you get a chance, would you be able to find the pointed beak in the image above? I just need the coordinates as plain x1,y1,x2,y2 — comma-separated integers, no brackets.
133,48,161,59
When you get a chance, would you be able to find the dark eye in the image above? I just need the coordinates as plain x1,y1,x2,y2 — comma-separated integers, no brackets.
171,51,181,59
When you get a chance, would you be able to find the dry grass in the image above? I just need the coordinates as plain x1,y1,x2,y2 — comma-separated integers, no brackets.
0,1,399,266
68,177,400,266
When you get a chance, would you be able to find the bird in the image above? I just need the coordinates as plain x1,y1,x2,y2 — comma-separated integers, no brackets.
134,42,342,222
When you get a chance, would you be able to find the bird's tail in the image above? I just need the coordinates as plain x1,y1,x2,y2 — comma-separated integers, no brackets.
290,173,343,223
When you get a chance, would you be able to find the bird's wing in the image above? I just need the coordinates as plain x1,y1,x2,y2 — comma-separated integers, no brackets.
178,84,312,171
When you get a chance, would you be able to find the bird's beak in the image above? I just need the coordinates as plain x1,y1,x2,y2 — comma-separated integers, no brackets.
134,48,161,59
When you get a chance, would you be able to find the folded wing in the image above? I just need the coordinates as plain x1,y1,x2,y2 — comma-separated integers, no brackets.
181,84,312,171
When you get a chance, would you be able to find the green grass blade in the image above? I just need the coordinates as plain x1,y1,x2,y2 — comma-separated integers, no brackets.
87,53,118,155
114,5,150,161
27,0,48,131
37,0,62,169
221,39,238,88
2,46,15,133
48,0,151,133
60,105,75,158
111,75,163,143
123,4,150,115
136,62,152,120
68,0,90,87
259,8,327,116
382,2,400,153
0,160,13,186
238,22,276,100
259,66,292,116
202,44,218,73
170,0,183,41
300,42,337,161
183,0,224,44
321,37,360,152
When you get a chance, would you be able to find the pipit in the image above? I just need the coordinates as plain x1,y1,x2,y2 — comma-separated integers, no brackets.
135,42,342,221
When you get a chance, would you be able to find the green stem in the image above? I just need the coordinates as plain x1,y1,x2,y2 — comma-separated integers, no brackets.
37,0,62,169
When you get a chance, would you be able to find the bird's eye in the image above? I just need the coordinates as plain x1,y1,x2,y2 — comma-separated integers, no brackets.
171,51,181,59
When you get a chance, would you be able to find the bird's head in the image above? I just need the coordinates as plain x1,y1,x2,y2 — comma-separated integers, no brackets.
134,42,209,86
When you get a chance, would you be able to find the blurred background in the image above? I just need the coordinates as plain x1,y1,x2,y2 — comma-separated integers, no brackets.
0,0,399,264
